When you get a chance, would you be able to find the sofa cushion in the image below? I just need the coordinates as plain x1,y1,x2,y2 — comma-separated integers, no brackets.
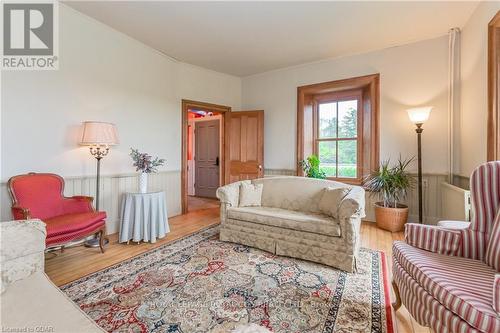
45,211,106,237
318,187,350,218
46,220,105,246
252,177,343,213
227,206,341,237
239,182,263,207
393,241,499,333
1,271,104,332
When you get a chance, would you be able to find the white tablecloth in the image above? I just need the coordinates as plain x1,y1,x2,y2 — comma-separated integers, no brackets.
119,191,170,243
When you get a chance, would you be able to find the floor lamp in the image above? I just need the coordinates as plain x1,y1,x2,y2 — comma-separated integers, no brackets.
80,121,119,247
407,107,432,224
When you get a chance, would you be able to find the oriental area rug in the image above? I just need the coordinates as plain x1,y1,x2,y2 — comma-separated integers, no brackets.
61,226,394,333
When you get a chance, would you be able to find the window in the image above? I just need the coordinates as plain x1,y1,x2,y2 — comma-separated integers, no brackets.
297,74,379,185
314,91,361,179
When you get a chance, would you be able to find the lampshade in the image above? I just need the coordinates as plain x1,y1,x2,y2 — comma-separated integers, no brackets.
407,107,432,124
80,121,119,145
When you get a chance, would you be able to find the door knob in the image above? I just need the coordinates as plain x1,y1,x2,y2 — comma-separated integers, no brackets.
258,165,262,171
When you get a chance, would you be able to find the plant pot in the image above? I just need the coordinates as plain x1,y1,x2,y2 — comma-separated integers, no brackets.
139,173,148,193
374,202,409,232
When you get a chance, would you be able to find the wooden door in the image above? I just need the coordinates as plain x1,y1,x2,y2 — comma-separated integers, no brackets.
195,119,220,197
225,111,264,183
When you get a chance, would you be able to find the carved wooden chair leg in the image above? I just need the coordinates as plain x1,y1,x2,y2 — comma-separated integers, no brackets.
392,279,402,311
98,230,106,253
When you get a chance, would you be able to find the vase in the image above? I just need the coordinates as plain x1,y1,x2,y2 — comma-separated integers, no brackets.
139,172,148,193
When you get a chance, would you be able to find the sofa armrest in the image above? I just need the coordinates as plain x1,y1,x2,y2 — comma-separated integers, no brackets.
338,186,365,219
1,219,46,293
61,196,95,214
70,195,94,203
216,181,250,207
405,223,462,256
12,205,31,219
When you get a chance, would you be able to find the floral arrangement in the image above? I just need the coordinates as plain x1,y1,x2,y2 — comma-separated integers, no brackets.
130,148,165,173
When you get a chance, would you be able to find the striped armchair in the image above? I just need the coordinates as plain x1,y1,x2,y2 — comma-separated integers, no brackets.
392,161,500,333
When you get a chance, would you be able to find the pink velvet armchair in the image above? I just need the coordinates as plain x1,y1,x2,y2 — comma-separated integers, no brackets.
8,173,107,252
392,161,500,333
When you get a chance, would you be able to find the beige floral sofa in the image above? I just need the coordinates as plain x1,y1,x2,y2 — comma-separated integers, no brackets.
0,219,105,333
216,176,365,272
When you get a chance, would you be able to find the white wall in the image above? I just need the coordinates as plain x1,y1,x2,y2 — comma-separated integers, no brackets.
0,4,241,183
242,36,450,174
459,2,500,177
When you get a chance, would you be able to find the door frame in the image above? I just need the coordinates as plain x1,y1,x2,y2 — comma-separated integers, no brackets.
181,99,231,214
487,11,500,161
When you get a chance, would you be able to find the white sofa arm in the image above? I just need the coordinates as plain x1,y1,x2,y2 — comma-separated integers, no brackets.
339,186,365,219
338,187,364,262
1,219,46,293
216,180,251,207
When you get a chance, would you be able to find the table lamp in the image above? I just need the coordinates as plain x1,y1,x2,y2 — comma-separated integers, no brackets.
407,107,432,224
80,121,119,247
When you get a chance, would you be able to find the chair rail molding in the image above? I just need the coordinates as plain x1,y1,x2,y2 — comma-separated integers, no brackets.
0,171,182,234
264,169,455,225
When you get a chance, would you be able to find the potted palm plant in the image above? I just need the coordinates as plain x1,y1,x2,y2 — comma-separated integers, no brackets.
364,157,414,232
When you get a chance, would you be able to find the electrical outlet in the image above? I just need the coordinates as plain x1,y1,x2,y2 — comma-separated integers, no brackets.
422,179,428,188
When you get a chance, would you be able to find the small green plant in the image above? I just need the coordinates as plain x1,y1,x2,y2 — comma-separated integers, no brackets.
299,155,326,179
364,156,415,208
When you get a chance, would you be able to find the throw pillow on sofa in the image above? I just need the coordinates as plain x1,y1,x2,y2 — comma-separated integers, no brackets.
318,187,351,218
239,183,263,207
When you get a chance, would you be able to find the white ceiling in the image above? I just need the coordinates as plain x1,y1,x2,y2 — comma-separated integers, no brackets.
64,1,479,77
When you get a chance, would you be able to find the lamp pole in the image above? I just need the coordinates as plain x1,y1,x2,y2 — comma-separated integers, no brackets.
416,123,423,224
89,145,109,211
407,106,432,225
84,145,110,247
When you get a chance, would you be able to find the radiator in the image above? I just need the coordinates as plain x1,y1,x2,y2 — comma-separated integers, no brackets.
440,182,471,221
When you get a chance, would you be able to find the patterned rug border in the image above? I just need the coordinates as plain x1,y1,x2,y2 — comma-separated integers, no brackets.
59,224,220,288
379,252,395,333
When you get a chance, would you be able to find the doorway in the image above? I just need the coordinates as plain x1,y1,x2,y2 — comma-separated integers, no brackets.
181,100,265,214
182,100,231,214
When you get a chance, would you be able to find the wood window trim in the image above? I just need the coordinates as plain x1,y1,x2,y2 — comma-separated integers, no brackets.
487,11,500,161
297,74,380,185
181,99,231,214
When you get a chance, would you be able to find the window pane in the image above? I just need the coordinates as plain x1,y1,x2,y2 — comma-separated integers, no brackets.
318,141,337,177
338,140,357,178
319,102,337,138
338,100,357,138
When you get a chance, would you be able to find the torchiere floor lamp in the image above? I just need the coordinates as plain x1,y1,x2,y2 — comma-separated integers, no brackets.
407,107,432,224
80,121,119,247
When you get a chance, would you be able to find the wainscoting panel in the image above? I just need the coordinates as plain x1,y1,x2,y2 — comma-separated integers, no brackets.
0,169,463,231
264,169,450,225
0,171,182,234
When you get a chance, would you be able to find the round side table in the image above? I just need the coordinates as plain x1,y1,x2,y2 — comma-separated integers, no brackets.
119,191,170,244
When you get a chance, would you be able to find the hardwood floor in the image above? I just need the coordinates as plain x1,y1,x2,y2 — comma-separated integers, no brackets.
187,195,220,212
45,208,220,286
45,208,429,333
